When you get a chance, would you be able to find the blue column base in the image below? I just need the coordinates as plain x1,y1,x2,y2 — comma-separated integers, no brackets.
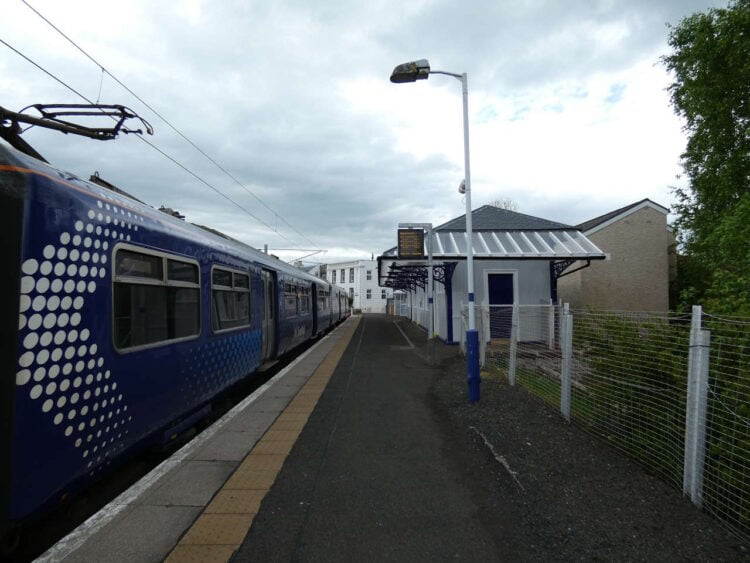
466,329,481,403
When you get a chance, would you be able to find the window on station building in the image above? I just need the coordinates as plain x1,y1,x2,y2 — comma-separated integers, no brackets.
349,287,354,297
382,289,387,300
211,267,251,332
366,270,372,281
332,270,336,284
366,289,372,300
349,268,354,283
113,247,200,350
340,269,345,282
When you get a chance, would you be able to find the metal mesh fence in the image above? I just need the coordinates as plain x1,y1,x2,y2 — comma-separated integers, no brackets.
482,305,510,375
480,305,562,406
464,303,750,541
568,310,691,488
702,313,750,537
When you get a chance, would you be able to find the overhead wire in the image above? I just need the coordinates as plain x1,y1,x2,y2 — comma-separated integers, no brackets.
20,0,319,250
0,36,301,247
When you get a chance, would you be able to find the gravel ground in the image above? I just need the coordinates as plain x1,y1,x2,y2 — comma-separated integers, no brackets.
428,339,749,561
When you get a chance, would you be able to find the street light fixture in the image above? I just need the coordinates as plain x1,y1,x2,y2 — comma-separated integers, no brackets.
390,58,480,403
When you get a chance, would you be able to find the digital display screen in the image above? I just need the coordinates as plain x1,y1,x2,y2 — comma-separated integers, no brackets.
398,229,425,259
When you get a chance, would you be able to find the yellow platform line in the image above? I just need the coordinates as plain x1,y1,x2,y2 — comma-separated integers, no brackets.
165,317,361,563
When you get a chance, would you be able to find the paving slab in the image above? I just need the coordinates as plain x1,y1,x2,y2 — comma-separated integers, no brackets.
64,505,201,563
187,430,265,462
137,460,238,507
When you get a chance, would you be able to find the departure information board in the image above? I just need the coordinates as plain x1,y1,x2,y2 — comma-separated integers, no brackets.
397,229,425,259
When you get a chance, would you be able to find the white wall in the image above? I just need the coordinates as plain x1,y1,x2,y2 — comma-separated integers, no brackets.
401,259,553,342
325,259,392,313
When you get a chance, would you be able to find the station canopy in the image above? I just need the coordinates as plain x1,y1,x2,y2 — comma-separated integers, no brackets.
378,205,606,289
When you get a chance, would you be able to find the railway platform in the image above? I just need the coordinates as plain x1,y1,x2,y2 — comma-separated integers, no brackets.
38,314,745,562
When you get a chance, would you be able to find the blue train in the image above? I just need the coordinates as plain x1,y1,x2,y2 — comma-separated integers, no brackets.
0,138,348,540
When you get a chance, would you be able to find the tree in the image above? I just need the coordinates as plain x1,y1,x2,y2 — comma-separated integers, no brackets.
489,198,518,211
663,0,750,314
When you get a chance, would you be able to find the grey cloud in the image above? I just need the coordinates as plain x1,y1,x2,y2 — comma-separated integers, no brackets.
2,0,722,264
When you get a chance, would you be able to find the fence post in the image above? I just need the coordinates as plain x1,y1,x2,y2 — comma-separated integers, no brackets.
509,304,518,386
560,304,572,422
683,305,711,508
479,305,486,368
548,300,555,350
483,305,490,346
459,306,467,355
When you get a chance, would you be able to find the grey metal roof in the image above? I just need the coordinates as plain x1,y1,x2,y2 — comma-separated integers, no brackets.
436,205,573,232
382,228,604,259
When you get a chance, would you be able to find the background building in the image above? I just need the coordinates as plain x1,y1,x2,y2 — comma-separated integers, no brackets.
325,259,392,313
557,199,676,312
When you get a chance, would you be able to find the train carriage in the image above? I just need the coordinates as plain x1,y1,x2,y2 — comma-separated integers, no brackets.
0,139,345,540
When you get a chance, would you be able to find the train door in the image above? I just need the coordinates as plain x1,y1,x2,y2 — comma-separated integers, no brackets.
311,284,318,335
261,269,276,361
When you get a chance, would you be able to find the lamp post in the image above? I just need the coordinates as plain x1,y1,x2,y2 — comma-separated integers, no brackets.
390,59,480,403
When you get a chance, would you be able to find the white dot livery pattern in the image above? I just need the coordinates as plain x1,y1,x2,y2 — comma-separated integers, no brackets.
15,193,144,472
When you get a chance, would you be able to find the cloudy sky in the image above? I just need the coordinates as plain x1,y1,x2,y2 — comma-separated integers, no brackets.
1,0,726,265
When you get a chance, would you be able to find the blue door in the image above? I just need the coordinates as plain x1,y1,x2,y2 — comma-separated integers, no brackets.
488,273,514,338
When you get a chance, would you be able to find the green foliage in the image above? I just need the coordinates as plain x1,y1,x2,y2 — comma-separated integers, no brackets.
701,194,750,314
663,0,750,312
671,253,712,312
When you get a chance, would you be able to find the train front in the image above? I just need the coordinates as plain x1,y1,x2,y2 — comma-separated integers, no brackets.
0,140,29,540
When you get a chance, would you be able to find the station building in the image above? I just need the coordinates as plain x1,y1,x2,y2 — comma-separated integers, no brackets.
377,205,606,343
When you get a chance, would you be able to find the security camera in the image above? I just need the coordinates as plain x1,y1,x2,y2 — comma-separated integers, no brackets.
458,179,466,194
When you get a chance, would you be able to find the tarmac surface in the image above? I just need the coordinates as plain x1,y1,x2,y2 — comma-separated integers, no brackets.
234,314,748,562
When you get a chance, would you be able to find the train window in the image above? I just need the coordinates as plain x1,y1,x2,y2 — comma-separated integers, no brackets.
168,260,199,284
212,269,232,288
114,247,199,351
116,250,162,280
212,267,251,332
285,283,297,316
300,287,309,314
235,273,250,289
